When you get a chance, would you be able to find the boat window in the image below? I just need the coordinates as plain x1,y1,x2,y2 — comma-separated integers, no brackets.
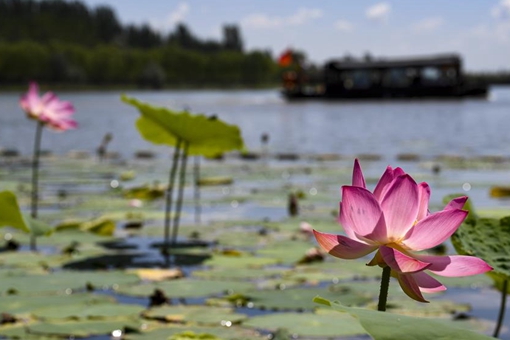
446,68,457,79
341,70,372,89
421,67,442,85
382,68,412,88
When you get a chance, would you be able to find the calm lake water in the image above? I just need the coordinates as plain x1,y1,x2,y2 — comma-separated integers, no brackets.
1,87,510,159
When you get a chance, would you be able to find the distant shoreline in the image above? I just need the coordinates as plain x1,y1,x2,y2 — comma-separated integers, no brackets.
0,83,280,93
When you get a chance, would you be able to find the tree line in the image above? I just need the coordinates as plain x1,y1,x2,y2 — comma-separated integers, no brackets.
0,0,279,88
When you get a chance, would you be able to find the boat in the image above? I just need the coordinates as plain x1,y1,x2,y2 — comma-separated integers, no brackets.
281,53,489,100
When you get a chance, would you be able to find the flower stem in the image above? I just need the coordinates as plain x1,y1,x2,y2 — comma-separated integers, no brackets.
171,142,189,245
164,139,182,253
493,279,508,338
30,121,43,251
378,266,391,312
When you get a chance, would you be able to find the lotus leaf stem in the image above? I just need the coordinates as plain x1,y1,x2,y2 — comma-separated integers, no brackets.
171,142,189,245
164,139,182,252
493,279,508,338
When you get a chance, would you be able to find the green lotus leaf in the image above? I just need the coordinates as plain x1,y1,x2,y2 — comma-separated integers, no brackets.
122,95,244,157
32,302,144,320
143,305,247,325
193,267,283,280
23,215,54,237
244,286,372,311
0,191,29,232
243,312,366,337
203,254,280,268
125,324,263,340
0,252,69,270
0,271,140,295
116,279,256,298
450,216,510,291
314,296,493,340
365,298,470,317
0,293,114,315
25,319,141,338
255,239,313,265
197,176,233,186
80,217,116,236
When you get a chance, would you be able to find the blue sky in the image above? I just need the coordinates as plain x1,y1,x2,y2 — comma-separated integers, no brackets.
80,0,510,71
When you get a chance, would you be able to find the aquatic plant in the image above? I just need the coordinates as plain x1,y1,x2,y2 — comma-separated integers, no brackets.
314,159,492,309
0,191,29,232
19,81,76,250
443,193,510,338
121,95,244,259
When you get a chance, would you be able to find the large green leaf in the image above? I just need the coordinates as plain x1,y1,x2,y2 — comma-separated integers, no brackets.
0,191,29,232
122,95,244,157
451,216,510,292
314,296,493,340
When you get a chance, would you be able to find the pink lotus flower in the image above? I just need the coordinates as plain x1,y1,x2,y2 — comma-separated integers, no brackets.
20,82,77,131
314,159,492,302
300,221,314,237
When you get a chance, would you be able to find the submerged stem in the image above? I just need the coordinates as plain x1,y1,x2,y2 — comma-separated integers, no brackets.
193,156,201,225
30,121,43,251
493,279,508,338
171,142,189,245
164,140,182,252
378,266,391,312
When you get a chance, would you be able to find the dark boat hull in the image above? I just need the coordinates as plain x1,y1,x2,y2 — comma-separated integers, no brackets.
282,84,489,100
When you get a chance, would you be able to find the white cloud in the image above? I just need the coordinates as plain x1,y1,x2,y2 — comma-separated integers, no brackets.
167,2,190,25
491,0,510,19
366,3,391,22
412,17,444,32
148,2,189,31
334,19,353,32
242,8,323,29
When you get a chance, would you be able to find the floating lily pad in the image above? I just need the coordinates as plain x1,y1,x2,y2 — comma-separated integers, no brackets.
32,302,145,320
193,267,283,280
0,271,140,295
244,286,372,311
198,176,233,186
144,305,247,325
365,298,471,317
26,319,141,338
0,293,114,315
116,279,256,298
285,259,383,284
203,254,280,268
125,324,263,340
256,240,313,264
0,252,69,270
243,312,366,337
